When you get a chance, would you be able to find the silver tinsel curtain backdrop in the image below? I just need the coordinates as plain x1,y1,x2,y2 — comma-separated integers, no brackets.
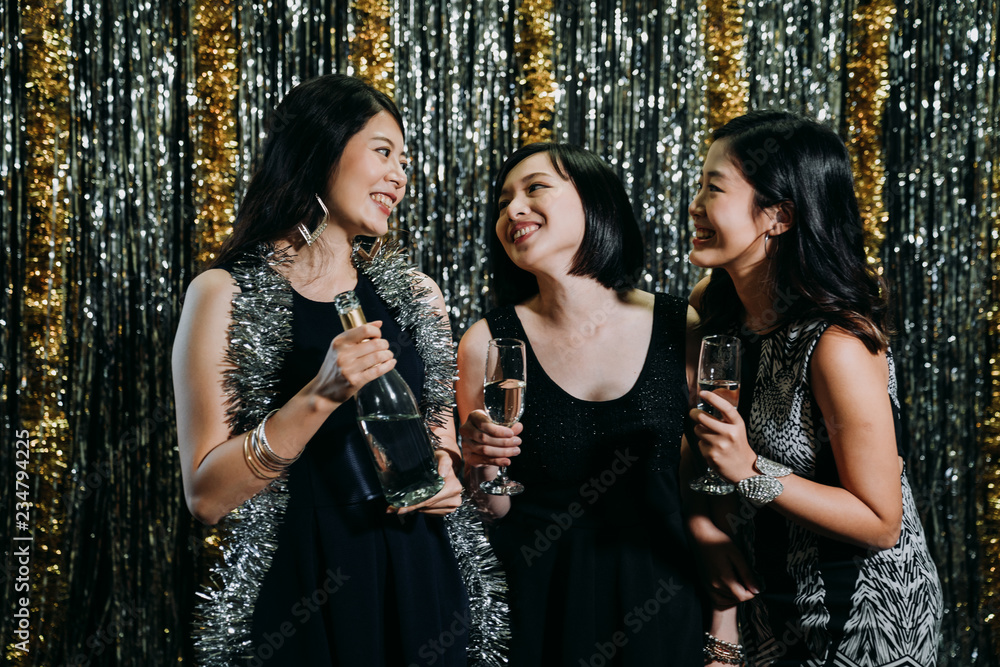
1,0,998,664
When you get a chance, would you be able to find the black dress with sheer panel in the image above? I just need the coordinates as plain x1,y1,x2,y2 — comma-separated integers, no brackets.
224,270,468,666
483,294,704,667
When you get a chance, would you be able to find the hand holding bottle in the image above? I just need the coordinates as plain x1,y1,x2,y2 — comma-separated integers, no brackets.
309,321,397,406
334,290,445,507
390,449,464,516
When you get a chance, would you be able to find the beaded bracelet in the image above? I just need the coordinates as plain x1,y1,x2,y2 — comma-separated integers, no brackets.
704,632,744,665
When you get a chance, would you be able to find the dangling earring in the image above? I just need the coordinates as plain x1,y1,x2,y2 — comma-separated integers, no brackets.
298,195,330,246
764,231,777,258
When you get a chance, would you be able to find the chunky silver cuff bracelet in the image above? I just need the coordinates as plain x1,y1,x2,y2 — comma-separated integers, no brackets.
736,474,784,507
754,454,793,478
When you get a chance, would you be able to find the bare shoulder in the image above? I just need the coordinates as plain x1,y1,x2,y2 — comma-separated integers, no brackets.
412,270,444,299
185,268,241,304
688,275,711,310
625,288,656,311
173,269,240,363
411,271,450,318
811,325,889,390
686,303,702,330
458,318,493,357
685,304,702,354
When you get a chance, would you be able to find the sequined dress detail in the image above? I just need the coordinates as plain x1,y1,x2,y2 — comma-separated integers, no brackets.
484,293,703,666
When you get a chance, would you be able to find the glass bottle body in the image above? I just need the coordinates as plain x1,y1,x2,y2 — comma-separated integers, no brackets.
334,291,444,507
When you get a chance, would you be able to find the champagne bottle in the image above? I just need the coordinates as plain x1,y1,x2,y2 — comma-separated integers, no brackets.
333,290,445,507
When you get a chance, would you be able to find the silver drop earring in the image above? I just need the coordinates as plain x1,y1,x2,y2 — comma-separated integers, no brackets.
299,194,330,246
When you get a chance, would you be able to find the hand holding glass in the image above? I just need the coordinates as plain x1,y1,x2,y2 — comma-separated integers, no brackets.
689,335,742,495
478,338,527,496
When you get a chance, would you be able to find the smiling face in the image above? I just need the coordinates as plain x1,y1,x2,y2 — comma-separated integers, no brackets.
688,138,779,275
321,110,409,239
495,152,586,275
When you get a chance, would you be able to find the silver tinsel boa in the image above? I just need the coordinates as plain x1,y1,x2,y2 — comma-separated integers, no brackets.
193,244,294,666
357,235,510,666
192,239,508,666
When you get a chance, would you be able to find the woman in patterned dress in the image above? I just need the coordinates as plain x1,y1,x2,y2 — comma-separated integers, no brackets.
684,111,942,666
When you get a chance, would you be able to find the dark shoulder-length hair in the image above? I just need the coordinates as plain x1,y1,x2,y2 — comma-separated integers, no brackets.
211,74,404,268
699,110,891,352
488,143,644,306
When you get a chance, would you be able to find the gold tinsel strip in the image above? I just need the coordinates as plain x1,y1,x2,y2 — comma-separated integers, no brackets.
350,0,395,97
514,0,555,145
192,0,239,267
982,14,1000,653
11,0,72,662
189,0,240,586
844,0,894,266
704,0,749,136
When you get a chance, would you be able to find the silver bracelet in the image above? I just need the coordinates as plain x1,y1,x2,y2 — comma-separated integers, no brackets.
254,409,301,470
737,474,784,507
704,632,744,665
754,454,792,477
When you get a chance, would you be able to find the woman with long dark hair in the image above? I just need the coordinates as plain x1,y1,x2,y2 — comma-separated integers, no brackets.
457,143,704,664
172,74,475,665
685,110,942,666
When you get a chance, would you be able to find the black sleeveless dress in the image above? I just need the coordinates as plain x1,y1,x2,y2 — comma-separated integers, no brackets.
483,294,703,666
233,272,469,666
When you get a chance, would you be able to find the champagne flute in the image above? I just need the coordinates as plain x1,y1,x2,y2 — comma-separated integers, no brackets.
478,338,527,496
689,334,742,495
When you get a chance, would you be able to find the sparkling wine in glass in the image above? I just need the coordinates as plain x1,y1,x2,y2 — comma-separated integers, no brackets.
479,338,527,496
689,334,742,495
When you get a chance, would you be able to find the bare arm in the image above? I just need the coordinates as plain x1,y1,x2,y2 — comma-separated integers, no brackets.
172,269,396,525
455,318,522,519
693,326,904,551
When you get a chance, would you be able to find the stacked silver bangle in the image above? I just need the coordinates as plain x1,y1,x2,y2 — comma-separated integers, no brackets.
735,454,793,507
244,409,300,479
704,633,744,665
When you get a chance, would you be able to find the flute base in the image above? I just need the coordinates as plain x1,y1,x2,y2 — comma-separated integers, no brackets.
689,470,735,495
479,477,524,496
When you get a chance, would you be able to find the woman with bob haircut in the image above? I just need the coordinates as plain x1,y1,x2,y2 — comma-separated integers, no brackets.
172,74,476,666
684,110,942,666
458,142,704,664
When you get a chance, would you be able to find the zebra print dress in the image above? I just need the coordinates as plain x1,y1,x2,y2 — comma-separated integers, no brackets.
735,320,942,667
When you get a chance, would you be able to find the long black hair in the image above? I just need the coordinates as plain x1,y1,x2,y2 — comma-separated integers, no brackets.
699,110,891,352
488,143,644,306
211,74,404,268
